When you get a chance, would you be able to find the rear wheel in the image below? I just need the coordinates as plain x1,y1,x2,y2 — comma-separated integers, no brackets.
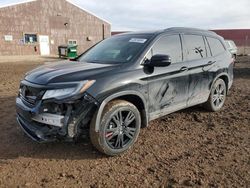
204,78,227,112
90,100,141,156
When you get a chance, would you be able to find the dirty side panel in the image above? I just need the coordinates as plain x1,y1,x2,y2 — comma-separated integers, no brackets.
146,62,190,119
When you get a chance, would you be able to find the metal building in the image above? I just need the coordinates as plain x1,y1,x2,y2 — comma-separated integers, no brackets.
0,0,111,56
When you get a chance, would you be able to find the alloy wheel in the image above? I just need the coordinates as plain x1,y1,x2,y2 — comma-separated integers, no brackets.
212,83,226,108
105,110,136,149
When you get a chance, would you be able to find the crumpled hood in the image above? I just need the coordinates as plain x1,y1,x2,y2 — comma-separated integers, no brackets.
25,60,120,85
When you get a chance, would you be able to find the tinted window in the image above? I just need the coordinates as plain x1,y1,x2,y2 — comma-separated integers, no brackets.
207,37,225,56
184,35,206,61
151,35,182,63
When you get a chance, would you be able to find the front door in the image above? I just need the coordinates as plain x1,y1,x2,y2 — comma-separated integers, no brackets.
146,34,190,120
39,35,50,56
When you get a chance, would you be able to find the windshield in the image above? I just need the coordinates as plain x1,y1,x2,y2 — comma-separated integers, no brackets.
79,34,153,64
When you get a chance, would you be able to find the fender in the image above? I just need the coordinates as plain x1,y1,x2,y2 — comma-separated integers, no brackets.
210,72,231,93
94,90,148,132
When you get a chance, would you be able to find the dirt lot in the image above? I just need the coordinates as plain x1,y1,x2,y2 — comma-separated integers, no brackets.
0,56,249,187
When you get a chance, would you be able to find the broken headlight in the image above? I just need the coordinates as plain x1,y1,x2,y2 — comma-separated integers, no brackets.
42,80,95,100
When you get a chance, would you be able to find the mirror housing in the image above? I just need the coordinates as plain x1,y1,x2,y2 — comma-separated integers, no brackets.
145,54,171,67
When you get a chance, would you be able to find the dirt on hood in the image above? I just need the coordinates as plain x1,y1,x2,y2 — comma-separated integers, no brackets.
0,56,249,187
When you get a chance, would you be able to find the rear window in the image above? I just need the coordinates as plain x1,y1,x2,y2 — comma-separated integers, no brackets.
207,37,225,56
183,35,206,61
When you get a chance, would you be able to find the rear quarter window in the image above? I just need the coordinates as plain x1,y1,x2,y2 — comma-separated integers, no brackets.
207,37,225,56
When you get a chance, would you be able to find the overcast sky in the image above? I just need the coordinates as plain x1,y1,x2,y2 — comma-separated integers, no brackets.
1,0,250,31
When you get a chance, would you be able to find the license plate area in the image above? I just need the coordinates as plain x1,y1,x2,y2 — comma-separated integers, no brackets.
32,113,64,127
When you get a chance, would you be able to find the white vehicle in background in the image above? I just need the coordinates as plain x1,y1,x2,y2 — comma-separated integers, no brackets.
225,40,238,60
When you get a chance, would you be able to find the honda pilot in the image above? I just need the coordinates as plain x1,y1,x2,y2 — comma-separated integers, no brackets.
16,27,234,156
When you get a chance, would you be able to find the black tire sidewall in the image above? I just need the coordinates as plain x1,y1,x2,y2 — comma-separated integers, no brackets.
94,101,141,156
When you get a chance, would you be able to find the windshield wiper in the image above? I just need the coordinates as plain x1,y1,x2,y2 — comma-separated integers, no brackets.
85,60,125,64
86,60,103,64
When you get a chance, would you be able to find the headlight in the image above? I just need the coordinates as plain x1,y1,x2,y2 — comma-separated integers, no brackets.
42,80,95,100
42,88,76,100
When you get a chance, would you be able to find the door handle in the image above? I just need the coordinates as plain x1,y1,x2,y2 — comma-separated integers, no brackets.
180,66,188,72
207,61,216,66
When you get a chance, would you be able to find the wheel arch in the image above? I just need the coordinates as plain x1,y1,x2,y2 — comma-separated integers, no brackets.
94,91,148,132
210,73,230,94
219,75,229,92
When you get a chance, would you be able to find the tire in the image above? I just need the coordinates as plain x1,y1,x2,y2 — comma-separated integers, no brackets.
204,78,227,112
90,100,141,156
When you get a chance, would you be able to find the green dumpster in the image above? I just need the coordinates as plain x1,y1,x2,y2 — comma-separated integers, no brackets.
58,45,78,59
67,45,78,59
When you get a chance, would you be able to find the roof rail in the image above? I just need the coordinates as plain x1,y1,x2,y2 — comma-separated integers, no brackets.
164,27,216,34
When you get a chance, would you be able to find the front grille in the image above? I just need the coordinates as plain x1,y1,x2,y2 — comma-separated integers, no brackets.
19,84,44,107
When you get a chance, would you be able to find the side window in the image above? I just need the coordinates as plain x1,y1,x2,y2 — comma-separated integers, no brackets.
183,35,206,61
207,37,225,56
151,35,182,63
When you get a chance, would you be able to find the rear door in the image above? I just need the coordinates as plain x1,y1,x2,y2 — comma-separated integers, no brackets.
207,37,233,85
182,34,215,106
146,34,190,119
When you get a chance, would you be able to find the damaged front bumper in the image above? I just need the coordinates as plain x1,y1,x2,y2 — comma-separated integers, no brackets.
16,92,99,143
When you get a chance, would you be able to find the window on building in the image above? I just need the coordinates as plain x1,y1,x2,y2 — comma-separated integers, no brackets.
68,40,77,45
24,34,38,44
207,37,225,56
183,35,206,61
151,35,183,63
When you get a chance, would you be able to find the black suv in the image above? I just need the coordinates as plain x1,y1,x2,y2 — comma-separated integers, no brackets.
16,27,234,156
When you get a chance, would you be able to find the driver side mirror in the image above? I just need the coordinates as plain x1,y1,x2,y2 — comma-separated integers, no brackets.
144,54,171,67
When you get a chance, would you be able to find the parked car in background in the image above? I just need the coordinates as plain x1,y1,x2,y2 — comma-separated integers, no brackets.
225,40,238,59
16,27,234,156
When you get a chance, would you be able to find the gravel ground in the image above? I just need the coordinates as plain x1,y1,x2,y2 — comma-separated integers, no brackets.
0,56,249,187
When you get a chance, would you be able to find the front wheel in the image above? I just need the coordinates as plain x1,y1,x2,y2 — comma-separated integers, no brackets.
204,78,227,112
90,100,141,156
